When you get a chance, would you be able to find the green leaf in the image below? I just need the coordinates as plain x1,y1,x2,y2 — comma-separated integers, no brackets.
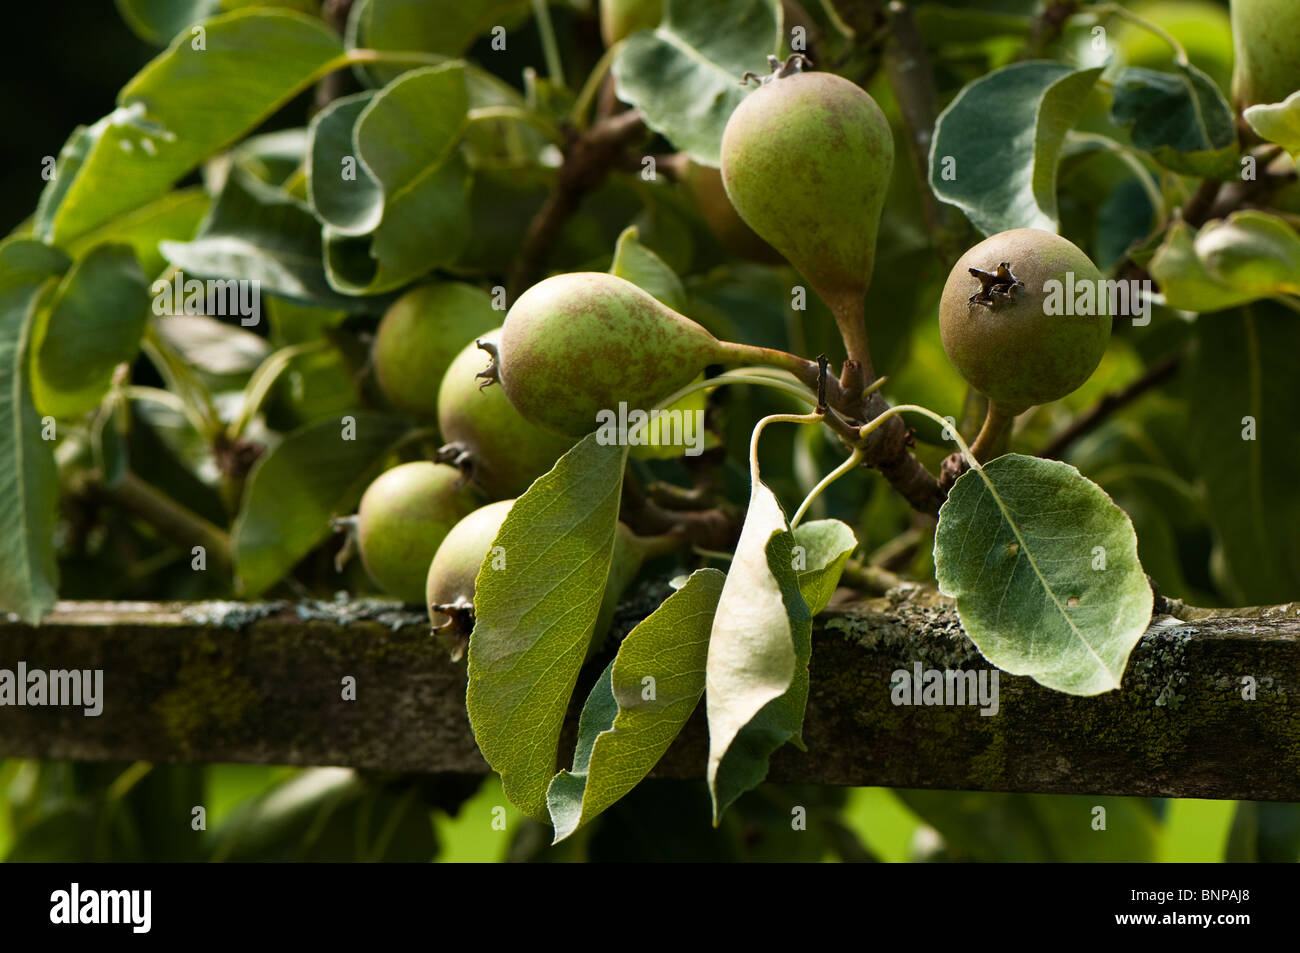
115,0,319,45
232,412,411,595
1188,303,1300,605
706,480,812,822
1245,90,1300,161
62,188,209,276
612,0,782,166
36,10,343,245
609,225,687,312
307,93,383,236
345,0,529,87
466,433,629,821
163,168,357,309
0,239,70,623
790,518,857,615
1225,801,1300,863
1149,211,1300,311
934,454,1151,696
929,62,1104,236
1110,64,1238,178
547,569,725,842
32,245,150,419
900,790,1159,861
324,64,472,294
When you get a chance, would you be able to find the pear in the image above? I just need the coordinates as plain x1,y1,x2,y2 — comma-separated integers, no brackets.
356,461,481,604
1231,0,1300,108
427,499,516,630
438,329,577,499
720,66,893,320
939,229,1111,417
498,272,726,437
372,282,497,420
600,0,662,47
427,502,677,658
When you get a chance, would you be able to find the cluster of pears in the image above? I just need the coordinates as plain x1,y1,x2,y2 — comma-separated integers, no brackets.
350,56,1115,635
353,280,675,648
354,282,577,612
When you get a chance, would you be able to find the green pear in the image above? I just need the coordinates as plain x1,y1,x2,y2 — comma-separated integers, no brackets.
682,160,783,264
356,461,481,604
1231,0,1300,108
498,272,726,437
438,329,577,499
372,282,498,419
939,229,1111,416
720,67,893,316
600,0,662,47
426,499,516,629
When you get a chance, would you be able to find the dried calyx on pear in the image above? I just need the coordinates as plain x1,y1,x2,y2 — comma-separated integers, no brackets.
938,228,1111,457
437,329,576,499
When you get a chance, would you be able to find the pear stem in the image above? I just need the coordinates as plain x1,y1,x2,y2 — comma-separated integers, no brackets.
970,402,1018,462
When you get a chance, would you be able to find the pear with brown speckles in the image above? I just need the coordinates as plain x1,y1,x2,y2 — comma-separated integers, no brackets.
720,69,893,316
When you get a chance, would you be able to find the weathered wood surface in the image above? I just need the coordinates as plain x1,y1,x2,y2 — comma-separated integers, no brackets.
1,594,1298,800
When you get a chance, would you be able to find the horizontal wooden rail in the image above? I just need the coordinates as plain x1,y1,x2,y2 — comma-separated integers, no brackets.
1,594,1298,800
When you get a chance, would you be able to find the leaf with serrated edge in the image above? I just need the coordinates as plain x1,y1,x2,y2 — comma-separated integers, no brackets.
36,10,343,244
929,62,1103,236
934,454,1151,696
307,92,382,236
706,480,812,821
790,519,857,615
467,434,629,821
548,568,725,841
613,0,782,166
323,64,471,294
1110,64,1237,178
1245,91,1300,161
0,239,69,623
32,244,150,419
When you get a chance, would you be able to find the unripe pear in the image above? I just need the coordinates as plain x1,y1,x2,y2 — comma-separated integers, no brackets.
600,0,661,47
498,272,727,437
1230,0,1300,108
720,65,893,313
939,229,1111,416
427,501,677,658
372,282,498,419
426,499,516,629
356,461,481,604
438,330,576,498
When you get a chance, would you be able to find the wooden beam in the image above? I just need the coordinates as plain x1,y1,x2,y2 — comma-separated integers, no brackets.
2,595,1298,800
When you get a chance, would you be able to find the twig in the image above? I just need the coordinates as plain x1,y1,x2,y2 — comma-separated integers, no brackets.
91,473,233,566
882,1,971,265
1041,352,1183,459
1021,1,1082,60
313,0,356,115
508,110,647,298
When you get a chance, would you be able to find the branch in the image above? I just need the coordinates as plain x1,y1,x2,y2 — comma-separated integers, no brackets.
1041,352,1183,459
881,1,971,265
1020,1,1082,60
91,473,233,566
508,110,648,299
7,597,1300,800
